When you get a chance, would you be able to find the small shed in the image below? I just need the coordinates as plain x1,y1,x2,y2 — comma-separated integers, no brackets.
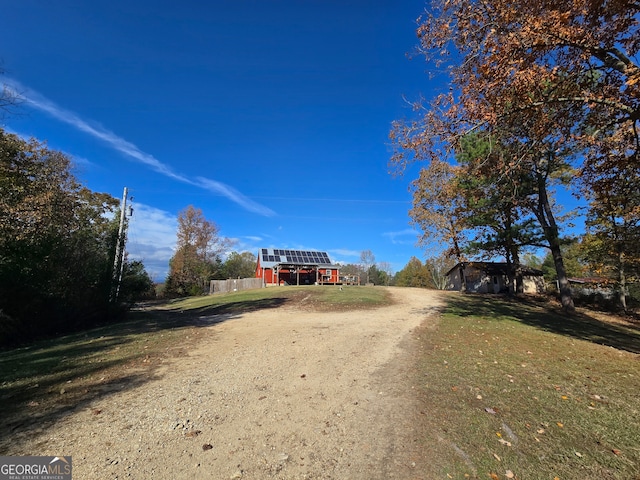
255,248,341,286
445,262,544,294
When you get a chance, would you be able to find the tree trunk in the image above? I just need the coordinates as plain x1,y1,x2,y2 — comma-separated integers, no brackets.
534,156,575,313
458,263,467,291
451,224,467,292
505,254,515,295
512,251,524,294
549,241,574,311
617,249,627,312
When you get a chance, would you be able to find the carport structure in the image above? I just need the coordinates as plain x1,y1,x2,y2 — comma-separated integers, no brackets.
255,248,341,286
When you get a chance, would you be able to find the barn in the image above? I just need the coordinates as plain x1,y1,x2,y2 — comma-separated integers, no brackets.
255,248,341,286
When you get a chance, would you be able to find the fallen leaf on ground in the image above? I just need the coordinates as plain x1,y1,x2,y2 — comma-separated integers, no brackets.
498,439,512,447
202,444,213,451
556,422,564,428
505,470,514,478
612,449,622,455
489,473,499,480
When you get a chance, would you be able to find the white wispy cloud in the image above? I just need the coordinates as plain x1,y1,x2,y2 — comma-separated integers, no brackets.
195,177,275,217
383,228,419,245
5,78,275,216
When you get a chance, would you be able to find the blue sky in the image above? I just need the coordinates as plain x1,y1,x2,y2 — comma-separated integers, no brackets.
1,1,441,280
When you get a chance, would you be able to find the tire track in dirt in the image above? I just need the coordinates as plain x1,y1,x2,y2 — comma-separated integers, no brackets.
6,287,445,479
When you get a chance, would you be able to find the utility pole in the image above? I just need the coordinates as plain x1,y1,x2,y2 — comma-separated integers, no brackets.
111,187,131,303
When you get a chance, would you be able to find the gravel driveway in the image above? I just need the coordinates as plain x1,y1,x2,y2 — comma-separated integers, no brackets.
7,287,444,479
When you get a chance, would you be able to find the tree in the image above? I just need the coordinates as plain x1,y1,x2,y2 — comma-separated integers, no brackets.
378,261,394,286
359,250,376,284
580,156,640,310
522,252,543,270
408,160,470,291
456,133,548,294
409,0,639,170
165,206,228,297
387,0,640,311
119,259,156,303
0,68,20,118
222,251,257,279
367,264,392,286
0,128,121,344
395,257,431,288
541,239,590,282
424,252,457,290
340,263,364,285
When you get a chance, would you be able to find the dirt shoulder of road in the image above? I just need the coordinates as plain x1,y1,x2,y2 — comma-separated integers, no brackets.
3,287,445,480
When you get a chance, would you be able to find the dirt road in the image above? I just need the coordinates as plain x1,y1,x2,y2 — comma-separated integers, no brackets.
8,287,444,479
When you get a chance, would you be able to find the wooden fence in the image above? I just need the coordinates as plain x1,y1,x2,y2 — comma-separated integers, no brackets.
209,278,263,295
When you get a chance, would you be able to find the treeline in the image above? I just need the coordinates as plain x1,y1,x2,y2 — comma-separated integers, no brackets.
390,0,640,312
0,129,153,346
392,241,640,311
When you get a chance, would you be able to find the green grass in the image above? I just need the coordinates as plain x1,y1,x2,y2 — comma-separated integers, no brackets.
3,287,638,477
162,284,391,312
0,285,389,449
415,294,640,479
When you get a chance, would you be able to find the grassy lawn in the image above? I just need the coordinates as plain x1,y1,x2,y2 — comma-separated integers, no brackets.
415,294,640,480
159,284,392,314
0,285,390,447
4,286,638,478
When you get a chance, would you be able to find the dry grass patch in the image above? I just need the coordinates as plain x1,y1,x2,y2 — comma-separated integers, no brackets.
414,294,640,480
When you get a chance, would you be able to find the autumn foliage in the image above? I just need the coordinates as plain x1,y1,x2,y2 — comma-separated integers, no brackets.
391,0,640,311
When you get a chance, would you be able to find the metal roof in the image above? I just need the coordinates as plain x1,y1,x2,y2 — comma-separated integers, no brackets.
258,248,336,269
445,262,544,277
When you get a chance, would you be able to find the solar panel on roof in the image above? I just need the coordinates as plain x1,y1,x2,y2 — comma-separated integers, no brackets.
259,248,332,265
